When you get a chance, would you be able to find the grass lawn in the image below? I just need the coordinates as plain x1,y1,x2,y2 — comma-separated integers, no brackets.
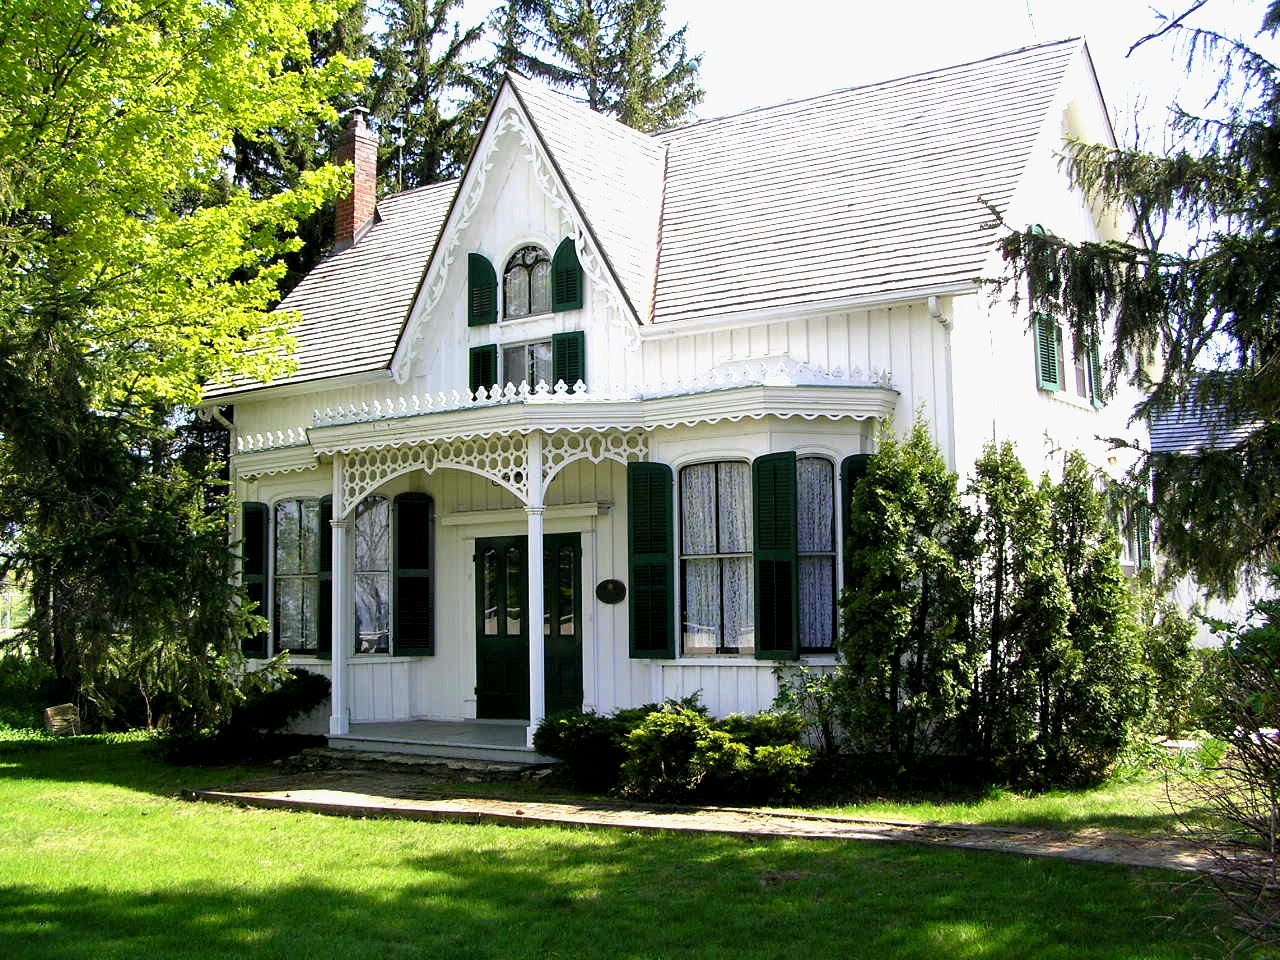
815,776,1188,835
0,734,1237,959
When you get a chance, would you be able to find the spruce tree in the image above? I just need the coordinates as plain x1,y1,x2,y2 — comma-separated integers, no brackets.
1044,452,1148,782
493,0,703,132
371,0,488,190
838,420,979,767
996,2,1280,596
967,441,1073,783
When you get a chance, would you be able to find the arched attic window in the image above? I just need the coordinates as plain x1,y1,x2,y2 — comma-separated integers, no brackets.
504,245,552,319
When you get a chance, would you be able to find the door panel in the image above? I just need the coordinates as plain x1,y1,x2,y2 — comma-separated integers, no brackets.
475,537,529,719
544,533,583,716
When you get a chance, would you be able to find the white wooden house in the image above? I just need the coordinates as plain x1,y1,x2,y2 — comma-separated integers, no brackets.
205,39,1146,759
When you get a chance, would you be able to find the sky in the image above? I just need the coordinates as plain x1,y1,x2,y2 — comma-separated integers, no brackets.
462,0,1280,139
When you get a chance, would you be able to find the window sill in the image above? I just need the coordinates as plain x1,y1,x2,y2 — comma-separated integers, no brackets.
666,653,838,667
1043,388,1100,411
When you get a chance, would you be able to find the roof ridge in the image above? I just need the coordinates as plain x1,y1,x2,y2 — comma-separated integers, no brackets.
504,70,665,153
656,37,1083,137
378,179,460,203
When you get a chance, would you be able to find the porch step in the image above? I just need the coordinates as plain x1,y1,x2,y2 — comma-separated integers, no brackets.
301,747,550,775
327,736,555,765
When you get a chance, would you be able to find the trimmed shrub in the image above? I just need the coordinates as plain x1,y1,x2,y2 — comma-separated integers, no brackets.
620,703,815,803
536,697,814,803
533,710,631,792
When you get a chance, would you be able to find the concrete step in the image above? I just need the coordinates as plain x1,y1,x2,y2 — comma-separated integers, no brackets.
326,735,556,766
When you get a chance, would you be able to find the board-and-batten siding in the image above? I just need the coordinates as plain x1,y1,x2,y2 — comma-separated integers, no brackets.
235,300,955,462
634,302,953,457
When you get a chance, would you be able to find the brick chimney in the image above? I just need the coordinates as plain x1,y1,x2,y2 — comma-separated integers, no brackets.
334,108,377,251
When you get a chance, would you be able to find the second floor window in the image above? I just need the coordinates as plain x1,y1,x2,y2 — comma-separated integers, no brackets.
504,245,551,319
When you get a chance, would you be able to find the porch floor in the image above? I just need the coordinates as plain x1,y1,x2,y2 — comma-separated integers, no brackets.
328,720,554,765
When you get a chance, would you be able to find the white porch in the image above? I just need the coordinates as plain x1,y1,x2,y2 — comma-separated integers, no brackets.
233,381,898,748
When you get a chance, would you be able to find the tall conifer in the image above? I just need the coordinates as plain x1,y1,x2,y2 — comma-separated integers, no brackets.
370,0,488,190
491,0,703,132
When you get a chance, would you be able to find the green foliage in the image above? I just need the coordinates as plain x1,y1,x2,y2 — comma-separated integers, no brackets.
838,419,978,766
1132,573,1202,736
535,697,813,802
620,703,814,803
490,0,703,131
0,0,362,731
967,441,1074,784
771,664,841,757
1040,453,1149,783
835,434,1158,788
995,6,1280,597
0,654,57,730
370,0,488,189
1174,572,1280,950
226,668,330,736
532,708,638,791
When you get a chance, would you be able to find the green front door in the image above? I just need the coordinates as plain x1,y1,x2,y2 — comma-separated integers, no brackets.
544,533,583,716
475,537,529,719
475,533,583,720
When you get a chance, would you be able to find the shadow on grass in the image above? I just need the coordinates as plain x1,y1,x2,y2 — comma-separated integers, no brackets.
0,828,1219,960
0,736,274,798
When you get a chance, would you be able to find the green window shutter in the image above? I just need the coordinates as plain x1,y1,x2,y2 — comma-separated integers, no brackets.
551,237,584,312
753,452,799,660
468,253,497,326
1136,503,1153,570
839,454,872,590
316,497,333,659
469,344,498,395
1088,331,1104,408
627,462,675,658
551,331,586,388
394,493,435,656
1035,313,1061,392
241,502,269,657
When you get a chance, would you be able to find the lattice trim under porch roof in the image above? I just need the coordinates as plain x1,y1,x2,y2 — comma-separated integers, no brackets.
234,383,898,515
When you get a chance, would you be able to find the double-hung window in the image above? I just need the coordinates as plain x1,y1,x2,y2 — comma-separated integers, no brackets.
354,496,391,653
680,462,755,656
274,499,326,653
269,494,434,656
503,340,553,388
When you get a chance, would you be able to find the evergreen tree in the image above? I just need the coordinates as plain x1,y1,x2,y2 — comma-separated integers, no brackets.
493,0,703,132
371,0,488,190
967,441,1073,782
1043,452,1149,782
996,1,1280,596
838,421,979,767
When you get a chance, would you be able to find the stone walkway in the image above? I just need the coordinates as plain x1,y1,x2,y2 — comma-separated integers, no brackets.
187,766,1213,874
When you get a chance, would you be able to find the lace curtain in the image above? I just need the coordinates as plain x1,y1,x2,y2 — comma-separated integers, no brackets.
797,458,835,651
681,462,754,655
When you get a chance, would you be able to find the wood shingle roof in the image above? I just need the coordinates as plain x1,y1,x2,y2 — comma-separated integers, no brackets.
210,39,1085,399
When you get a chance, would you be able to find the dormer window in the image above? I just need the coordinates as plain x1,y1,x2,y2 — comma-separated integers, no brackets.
504,245,552,319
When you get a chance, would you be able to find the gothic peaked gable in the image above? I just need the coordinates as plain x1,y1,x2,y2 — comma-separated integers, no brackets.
206,38,1094,400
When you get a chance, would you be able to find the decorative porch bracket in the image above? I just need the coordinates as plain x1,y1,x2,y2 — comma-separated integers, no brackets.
334,428,650,519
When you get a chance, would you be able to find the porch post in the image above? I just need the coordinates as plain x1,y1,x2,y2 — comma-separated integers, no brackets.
526,431,546,748
329,453,352,737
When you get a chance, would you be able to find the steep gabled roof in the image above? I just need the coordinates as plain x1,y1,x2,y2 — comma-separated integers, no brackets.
507,73,666,322
210,39,1088,400
649,39,1080,323
206,181,456,398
